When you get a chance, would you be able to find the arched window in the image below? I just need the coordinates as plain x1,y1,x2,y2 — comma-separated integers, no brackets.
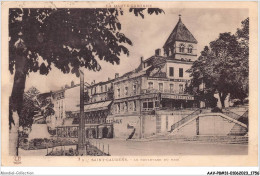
188,45,193,53
179,43,185,53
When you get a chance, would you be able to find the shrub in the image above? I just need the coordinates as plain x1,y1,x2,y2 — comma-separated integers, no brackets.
211,107,222,113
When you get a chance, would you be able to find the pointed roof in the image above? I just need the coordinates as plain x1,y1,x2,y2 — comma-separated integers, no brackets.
163,15,197,47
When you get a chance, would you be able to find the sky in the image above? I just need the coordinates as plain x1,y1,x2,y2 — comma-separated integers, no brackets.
21,8,248,93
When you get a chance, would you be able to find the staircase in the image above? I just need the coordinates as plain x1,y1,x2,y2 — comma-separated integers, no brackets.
170,108,248,135
237,110,248,127
167,135,248,144
222,109,241,121
170,109,200,132
222,109,248,124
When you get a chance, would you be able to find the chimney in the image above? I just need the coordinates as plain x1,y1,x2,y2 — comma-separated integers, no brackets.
91,80,95,85
108,77,111,81
71,81,75,87
115,73,119,79
140,56,144,69
155,49,161,56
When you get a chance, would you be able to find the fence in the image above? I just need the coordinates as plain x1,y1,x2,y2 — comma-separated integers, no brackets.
88,140,110,155
46,141,110,156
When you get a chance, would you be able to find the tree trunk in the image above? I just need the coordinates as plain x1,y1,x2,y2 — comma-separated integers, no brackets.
240,98,245,105
219,92,227,108
9,111,19,156
9,54,27,156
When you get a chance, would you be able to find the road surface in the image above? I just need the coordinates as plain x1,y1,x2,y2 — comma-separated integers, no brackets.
89,138,248,156
18,139,248,156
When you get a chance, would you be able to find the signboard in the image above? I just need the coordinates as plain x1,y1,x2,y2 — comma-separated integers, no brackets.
148,77,189,82
141,94,158,99
106,119,122,124
161,94,194,100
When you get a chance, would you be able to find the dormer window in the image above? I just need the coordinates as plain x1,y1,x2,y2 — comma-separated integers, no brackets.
179,43,185,53
188,45,193,53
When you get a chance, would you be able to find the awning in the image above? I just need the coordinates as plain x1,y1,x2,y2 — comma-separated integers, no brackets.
85,100,112,112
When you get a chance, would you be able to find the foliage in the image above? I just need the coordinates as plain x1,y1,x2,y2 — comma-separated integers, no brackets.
9,8,164,127
19,87,55,127
211,107,223,113
9,8,164,76
19,87,40,127
187,18,249,108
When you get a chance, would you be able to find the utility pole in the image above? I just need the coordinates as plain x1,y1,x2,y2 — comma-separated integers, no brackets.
78,69,86,155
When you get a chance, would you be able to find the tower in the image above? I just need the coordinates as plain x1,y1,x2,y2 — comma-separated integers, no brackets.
163,15,198,62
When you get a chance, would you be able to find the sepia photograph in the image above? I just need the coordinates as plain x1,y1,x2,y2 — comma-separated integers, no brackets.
1,1,258,168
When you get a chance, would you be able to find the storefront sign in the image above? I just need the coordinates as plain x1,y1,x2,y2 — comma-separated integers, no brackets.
162,94,194,100
106,119,122,124
148,77,188,82
141,94,158,99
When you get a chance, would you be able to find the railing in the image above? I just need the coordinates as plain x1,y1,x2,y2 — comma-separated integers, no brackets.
170,109,200,131
222,109,241,121
238,110,248,128
215,109,248,128
240,110,248,119
88,140,110,156
46,141,110,156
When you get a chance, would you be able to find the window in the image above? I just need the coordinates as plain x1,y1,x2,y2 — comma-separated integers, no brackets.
117,88,120,97
143,102,148,110
105,85,107,92
125,87,128,96
169,67,174,77
155,96,160,108
179,68,183,77
124,102,128,112
159,83,163,92
170,84,174,93
101,85,103,93
179,43,185,53
94,87,96,94
148,82,153,89
133,85,137,95
179,84,184,93
188,45,193,53
142,99,154,111
133,101,136,111
148,102,153,109
115,104,120,114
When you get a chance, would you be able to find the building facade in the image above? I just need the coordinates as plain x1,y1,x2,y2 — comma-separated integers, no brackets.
42,15,248,140
106,16,199,139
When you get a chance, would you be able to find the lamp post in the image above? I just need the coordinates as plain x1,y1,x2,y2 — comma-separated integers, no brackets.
78,69,86,155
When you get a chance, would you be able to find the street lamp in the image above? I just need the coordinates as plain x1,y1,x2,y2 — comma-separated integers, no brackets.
78,69,86,155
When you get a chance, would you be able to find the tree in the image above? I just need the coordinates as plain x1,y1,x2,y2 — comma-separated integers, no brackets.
9,8,164,155
231,17,249,103
19,87,40,128
187,18,249,108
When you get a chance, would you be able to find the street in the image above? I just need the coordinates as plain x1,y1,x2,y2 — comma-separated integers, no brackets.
88,138,248,156
18,139,248,156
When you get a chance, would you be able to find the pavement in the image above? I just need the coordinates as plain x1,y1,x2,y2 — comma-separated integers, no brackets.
18,138,248,156
89,138,248,156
